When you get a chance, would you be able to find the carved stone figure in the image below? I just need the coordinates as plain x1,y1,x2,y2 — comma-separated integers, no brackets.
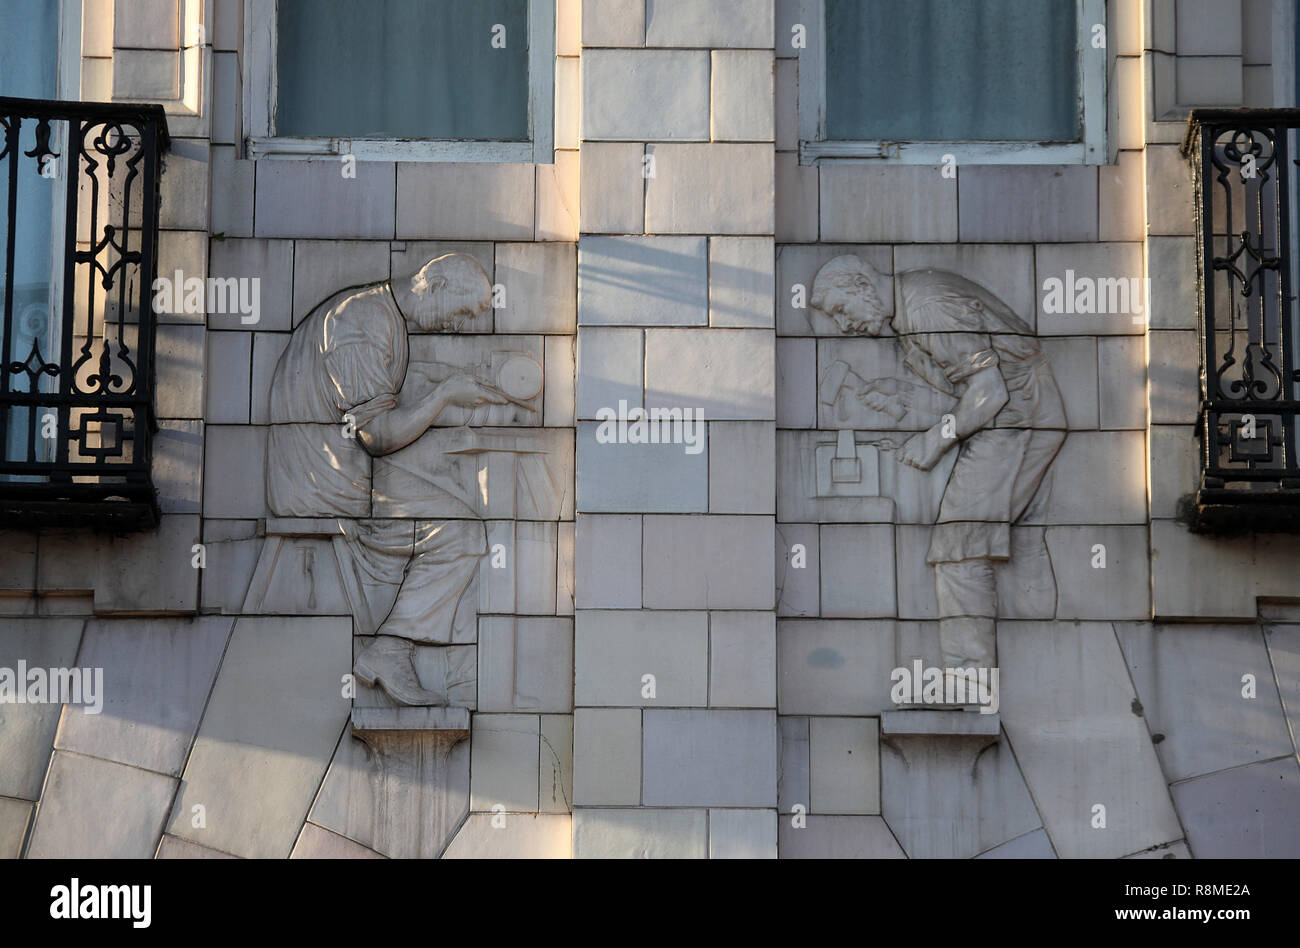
811,256,1066,669
267,252,515,707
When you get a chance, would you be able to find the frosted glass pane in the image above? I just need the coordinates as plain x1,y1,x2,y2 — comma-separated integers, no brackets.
825,0,1080,142
276,0,530,140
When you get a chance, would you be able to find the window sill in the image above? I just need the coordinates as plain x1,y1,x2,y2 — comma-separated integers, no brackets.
245,137,548,164
800,140,1099,166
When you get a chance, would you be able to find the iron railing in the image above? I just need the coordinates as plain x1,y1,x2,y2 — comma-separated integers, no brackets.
1186,109,1300,533
0,97,169,530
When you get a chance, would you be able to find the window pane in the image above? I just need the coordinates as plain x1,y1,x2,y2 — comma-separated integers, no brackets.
825,0,1080,142
276,0,530,140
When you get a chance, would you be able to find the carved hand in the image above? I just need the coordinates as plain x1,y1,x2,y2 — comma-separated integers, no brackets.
436,374,512,410
897,426,950,471
856,378,915,421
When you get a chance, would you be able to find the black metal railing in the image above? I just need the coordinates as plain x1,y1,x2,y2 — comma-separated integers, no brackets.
1186,109,1300,533
0,97,169,530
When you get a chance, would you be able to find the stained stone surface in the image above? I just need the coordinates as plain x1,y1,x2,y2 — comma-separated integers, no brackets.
572,807,707,859
708,809,777,858
443,813,572,858
1170,757,1300,857
777,815,906,859
0,797,32,859
155,835,239,859
975,828,1057,859
0,619,85,800
291,822,386,859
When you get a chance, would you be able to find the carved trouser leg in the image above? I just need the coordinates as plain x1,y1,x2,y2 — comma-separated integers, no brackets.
933,558,998,668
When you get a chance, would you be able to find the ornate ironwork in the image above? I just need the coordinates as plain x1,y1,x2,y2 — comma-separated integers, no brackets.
0,98,169,531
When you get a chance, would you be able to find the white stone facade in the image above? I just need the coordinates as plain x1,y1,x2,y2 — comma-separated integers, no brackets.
1,0,1299,860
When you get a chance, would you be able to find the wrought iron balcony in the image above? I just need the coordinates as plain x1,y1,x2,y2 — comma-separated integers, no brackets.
1185,109,1300,533
0,97,169,531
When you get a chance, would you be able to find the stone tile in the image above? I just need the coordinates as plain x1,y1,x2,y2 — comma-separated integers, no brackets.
1146,145,1196,236
496,243,577,334
1177,56,1245,105
645,0,774,47
709,808,777,858
577,423,708,513
205,330,251,423
156,230,208,325
998,621,1184,858
710,237,775,328
1172,757,1300,857
208,237,294,331
1099,150,1146,242
1034,242,1146,334
396,163,534,240
256,161,395,239
776,338,816,428
572,708,641,805
959,166,1098,243
822,165,957,243
1021,431,1147,525
540,714,574,813
155,834,239,858
113,47,180,98
644,328,774,420
575,610,708,707
538,150,581,241
250,333,290,424
642,709,777,806
775,523,819,617
642,515,774,609
114,0,178,47
712,51,775,141
156,140,207,231
1243,64,1273,107
775,58,797,148
478,617,574,713
0,530,36,592
575,514,642,609
579,143,645,234
1040,337,1099,429
582,0,644,46
709,422,775,514
573,807,707,858
203,426,268,518
1116,622,1293,781
583,49,710,141
710,612,777,708
54,617,232,777
27,751,175,859
819,525,896,618
894,244,1035,328
292,240,389,325
211,146,254,238
77,515,195,613
153,420,204,514
557,0,581,55
579,236,708,326
778,715,810,814
777,620,897,715
155,324,205,418
776,152,818,243
82,0,113,56
470,714,540,812
544,336,576,428
1112,57,1145,150
1149,521,1300,619
883,730,1042,858
644,144,774,235
291,822,385,859
308,729,469,858
557,521,576,616
809,717,879,814
1096,336,1146,429
1148,329,1199,424
1123,839,1192,858
1149,424,1199,519
777,815,905,858
443,813,572,858
0,619,83,800
211,51,239,145
1176,0,1241,54
167,617,352,859
555,56,580,149
976,828,1057,858
1046,526,1151,619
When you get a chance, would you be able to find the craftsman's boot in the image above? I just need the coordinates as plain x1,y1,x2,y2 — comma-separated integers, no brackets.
354,636,446,706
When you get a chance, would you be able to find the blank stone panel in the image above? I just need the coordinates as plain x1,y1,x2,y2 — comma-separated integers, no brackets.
642,515,775,609
582,49,710,141
642,710,778,807
575,610,709,707
572,807,707,858
809,717,880,815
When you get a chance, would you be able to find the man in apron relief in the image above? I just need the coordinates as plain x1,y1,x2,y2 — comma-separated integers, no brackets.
812,256,1067,670
267,252,510,705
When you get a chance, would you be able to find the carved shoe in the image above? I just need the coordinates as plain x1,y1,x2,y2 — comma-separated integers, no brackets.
354,636,447,706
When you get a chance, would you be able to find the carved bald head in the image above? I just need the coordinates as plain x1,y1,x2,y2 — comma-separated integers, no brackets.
394,252,493,332
811,255,889,336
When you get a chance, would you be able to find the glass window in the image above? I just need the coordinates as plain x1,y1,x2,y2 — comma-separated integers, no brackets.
275,0,530,141
824,0,1080,143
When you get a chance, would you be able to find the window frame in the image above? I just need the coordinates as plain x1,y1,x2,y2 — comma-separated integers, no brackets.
241,0,554,163
798,0,1106,165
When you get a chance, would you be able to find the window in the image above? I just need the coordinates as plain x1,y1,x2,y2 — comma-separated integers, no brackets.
244,0,554,162
799,0,1105,164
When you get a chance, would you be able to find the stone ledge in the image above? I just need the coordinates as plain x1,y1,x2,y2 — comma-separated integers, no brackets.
881,710,1001,737
350,707,471,736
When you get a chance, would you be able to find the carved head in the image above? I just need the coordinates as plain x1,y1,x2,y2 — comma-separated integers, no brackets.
396,252,493,331
811,255,889,336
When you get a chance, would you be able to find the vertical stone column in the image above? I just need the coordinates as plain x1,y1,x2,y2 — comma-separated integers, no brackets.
572,0,778,857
